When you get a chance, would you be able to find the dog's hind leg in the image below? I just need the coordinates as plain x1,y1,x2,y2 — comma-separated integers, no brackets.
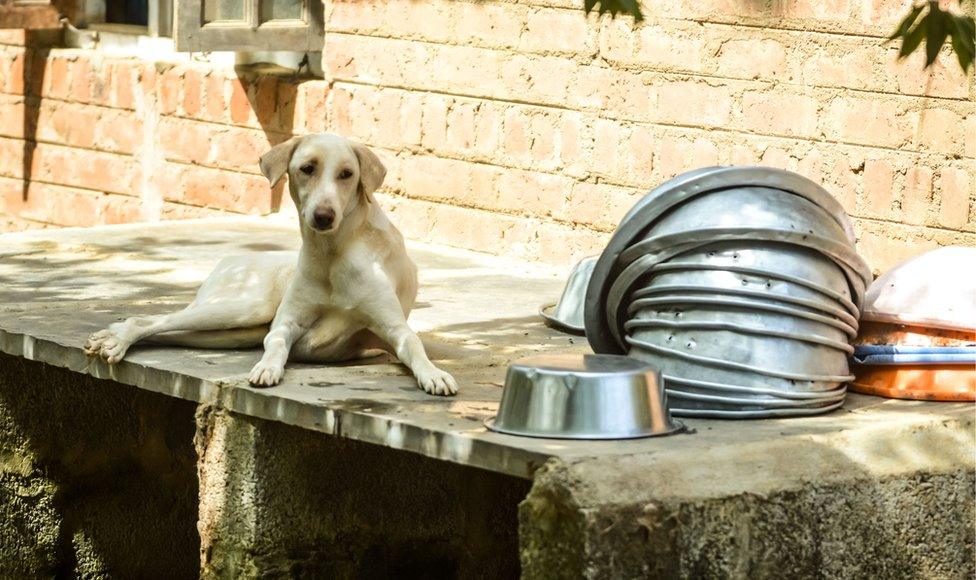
85,299,276,364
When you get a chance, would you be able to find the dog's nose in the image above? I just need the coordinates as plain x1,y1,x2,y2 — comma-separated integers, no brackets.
311,207,336,230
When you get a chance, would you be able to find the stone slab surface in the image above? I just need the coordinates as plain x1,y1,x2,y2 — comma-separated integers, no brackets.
0,217,973,480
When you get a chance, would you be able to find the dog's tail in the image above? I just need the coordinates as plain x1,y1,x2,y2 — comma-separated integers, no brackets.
144,326,267,349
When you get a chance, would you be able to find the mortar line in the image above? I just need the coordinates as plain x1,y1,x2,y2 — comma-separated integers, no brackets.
331,79,975,161
325,31,974,104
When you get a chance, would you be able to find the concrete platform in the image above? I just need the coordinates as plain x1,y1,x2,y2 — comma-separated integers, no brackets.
1,217,973,578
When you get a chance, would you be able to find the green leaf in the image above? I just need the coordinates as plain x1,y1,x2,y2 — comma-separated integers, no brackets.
948,14,976,72
583,0,643,21
898,13,928,58
924,10,950,67
887,4,925,41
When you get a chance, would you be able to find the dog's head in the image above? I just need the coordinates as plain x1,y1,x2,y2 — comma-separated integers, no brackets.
259,133,386,234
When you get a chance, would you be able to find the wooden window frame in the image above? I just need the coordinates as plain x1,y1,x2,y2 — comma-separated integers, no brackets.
174,0,322,52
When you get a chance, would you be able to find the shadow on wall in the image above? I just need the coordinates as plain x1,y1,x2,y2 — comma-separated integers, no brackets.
238,65,302,213
20,30,45,205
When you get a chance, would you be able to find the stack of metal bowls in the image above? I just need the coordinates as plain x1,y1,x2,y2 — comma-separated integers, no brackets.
584,167,872,418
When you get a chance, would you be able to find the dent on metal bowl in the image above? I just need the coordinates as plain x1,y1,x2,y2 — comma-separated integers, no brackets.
485,353,684,439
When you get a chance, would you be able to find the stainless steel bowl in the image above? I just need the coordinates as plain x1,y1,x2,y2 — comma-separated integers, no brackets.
628,299,854,346
638,186,849,246
485,353,684,439
631,285,860,329
626,341,851,394
627,324,852,378
538,257,596,335
661,242,857,309
642,262,857,318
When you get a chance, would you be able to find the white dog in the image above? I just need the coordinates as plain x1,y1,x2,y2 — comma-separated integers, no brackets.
84,133,458,396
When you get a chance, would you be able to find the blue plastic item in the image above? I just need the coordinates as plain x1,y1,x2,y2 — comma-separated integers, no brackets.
852,345,976,366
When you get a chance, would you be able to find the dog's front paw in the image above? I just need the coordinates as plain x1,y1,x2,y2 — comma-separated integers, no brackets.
416,366,458,396
249,360,284,387
84,327,131,364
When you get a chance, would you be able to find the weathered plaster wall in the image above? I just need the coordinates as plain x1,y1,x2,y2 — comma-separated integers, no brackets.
519,415,976,579
1,0,975,271
0,354,530,578
0,354,200,577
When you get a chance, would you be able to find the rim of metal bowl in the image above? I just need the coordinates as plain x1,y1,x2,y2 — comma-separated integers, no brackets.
669,399,845,419
626,336,856,383
666,387,847,408
624,317,855,354
483,417,687,440
664,375,848,400
632,285,860,329
627,295,859,338
650,262,859,315
630,185,853,259
585,167,860,354
538,303,586,335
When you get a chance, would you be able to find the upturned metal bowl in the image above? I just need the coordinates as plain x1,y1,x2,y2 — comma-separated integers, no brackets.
640,186,850,247
660,242,857,309
485,353,684,439
631,285,859,329
627,323,852,378
539,257,596,335
627,299,855,346
641,262,857,318
626,341,852,394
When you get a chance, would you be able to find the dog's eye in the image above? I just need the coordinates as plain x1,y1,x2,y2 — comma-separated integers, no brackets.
338,169,353,180
299,164,315,176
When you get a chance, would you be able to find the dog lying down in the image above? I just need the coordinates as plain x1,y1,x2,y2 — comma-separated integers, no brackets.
84,133,458,396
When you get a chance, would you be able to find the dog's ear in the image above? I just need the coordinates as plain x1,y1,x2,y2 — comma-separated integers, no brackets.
351,141,386,203
259,136,303,187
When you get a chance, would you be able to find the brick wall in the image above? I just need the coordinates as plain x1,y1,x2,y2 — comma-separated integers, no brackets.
1,0,975,272
0,30,327,230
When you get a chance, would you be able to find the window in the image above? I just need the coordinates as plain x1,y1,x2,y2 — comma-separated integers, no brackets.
80,0,172,37
1,0,321,52
175,0,323,52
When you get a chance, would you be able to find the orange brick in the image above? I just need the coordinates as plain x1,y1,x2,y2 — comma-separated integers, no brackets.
717,38,787,80
46,57,70,99
229,78,251,124
918,108,965,155
902,166,933,226
69,57,91,102
158,68,182,115
183,68,202,117
204,73,226,122
742,91,819,138
863,159,895,219
937,168,972,230
655,81,732,127
110,62,135,109
158,118,212,164
6,53,25,95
